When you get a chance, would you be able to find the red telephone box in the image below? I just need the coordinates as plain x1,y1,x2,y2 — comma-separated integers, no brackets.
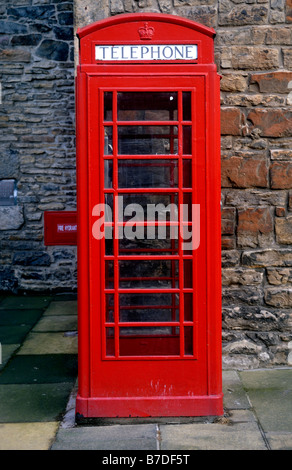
76,13,222,418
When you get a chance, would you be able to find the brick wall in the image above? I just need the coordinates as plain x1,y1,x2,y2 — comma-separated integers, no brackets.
1,0,292,368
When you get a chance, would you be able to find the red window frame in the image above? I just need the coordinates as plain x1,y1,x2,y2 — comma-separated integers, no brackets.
100,87,198,361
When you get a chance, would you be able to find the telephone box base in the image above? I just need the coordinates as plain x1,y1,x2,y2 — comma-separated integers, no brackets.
75,393,224,418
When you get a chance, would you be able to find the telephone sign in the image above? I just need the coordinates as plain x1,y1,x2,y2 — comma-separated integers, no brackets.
95,44,198,61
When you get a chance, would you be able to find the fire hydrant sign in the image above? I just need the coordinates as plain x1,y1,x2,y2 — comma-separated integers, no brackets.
44,211,77,246
57,223,77,233
95,44,198,61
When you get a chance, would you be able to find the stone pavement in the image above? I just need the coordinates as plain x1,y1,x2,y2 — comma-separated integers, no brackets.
0,295,291,450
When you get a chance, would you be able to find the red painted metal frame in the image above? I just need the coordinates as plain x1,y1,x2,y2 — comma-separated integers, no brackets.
99,84,200,365
76,13,222,418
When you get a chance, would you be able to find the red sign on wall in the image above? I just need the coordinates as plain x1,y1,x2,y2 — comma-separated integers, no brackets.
44,211,77,246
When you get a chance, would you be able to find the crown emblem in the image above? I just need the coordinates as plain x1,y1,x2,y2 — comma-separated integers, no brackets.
138,22,155,40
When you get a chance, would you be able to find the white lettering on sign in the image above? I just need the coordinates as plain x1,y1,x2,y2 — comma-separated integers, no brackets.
95,45,198,61
57,224,77,233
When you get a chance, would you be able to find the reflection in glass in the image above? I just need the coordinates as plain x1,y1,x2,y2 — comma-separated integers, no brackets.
105,227,113,255
104,92,113,121
184,326,193,356
183,126,192,155
119,227,179,255
104,160,113,188
118,160,178,188
183,259,193,288
104,193,113,221
120,307,179,323
104,127,113,155
182,192,192,221
119,293,180,329
106,327,115,356
184,293,193,321
120,193,178,221
118,126,178,155
105,294,114,322
119,259,179,288
183,92,192,121
117,92,178,121
119,293,179,308
105,260,114,289
183,160,192,188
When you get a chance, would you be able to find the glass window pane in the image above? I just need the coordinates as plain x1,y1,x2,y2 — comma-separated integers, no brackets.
183,126,192,155
119,293,179,323
105,227,113,255
120,193,178,221
118,126,178,155
120,307,179,323
184,326,193,356
182,193,192,222
118,160,178,188
183,259,193,288
104,193,113,221
119,326,180,356
181,230,193,255
106,327,115,356
183,160,192,188
104,127,113,155
117,92,178,121
104,92,113,121
184,293,193,321
104,160,113,188
183,92,191,121
119,259,179,288
119,226,178,255
105,260,114,289
120,293,179,307
105,294,114,322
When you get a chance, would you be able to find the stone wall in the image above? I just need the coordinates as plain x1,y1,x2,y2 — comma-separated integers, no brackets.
1,0,292,368
0,0,77,293
215,0,292,369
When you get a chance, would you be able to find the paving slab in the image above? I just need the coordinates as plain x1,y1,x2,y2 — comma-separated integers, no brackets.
0,325,32,344
265,432,292,450
0,309,44,326
51,424,158,450
0,344,20,371
0,354,77,384
17,332,78,355
59,380,78,429
44,301,77,316
222,370,250,410
240,369,292,433
159,410,267,450
0,422,59,450
0,296,51,310
32,315,78,333
0,383,73,423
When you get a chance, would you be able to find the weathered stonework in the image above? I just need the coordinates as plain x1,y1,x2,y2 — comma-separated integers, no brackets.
0,206,24,231
0,0,76,294
0,0,291,368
